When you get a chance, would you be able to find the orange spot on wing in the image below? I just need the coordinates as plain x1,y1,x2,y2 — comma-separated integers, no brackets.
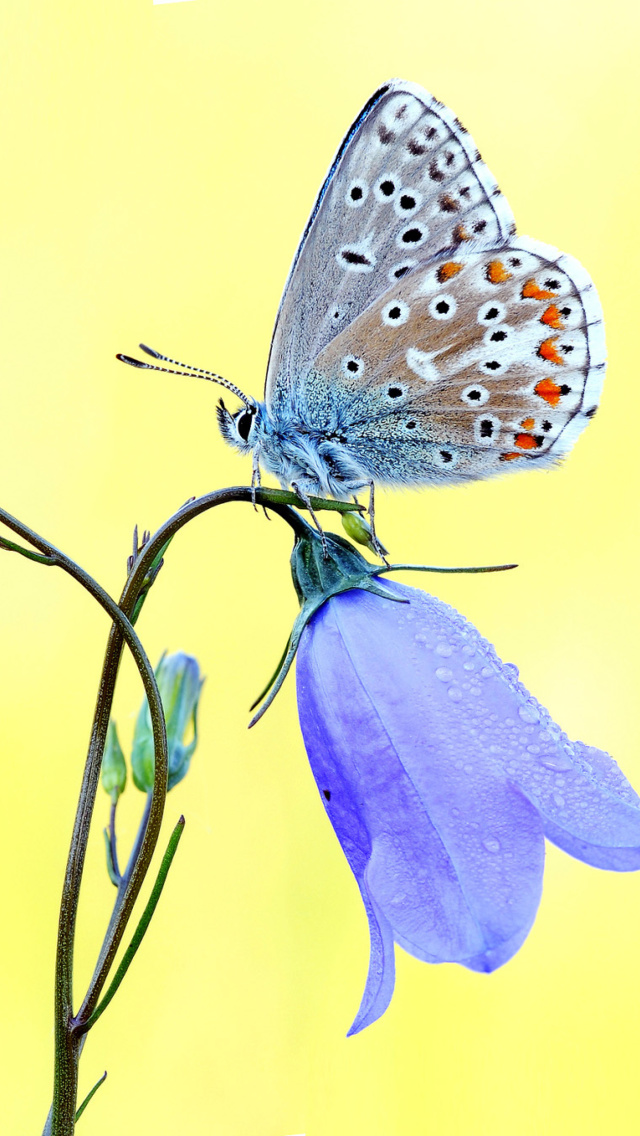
486,260,512,284
500,452,521,461
515,433,540,450
521,417,535,430
534,378,562,406
437,261,463,282
541,304,565,329
452,223,470,243
522,278,557,300
538,337,564,365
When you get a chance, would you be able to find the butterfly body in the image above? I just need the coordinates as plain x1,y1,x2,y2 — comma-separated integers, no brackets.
216,80,605,500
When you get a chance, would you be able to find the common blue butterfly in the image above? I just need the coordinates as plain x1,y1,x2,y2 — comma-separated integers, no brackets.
119,79,605,534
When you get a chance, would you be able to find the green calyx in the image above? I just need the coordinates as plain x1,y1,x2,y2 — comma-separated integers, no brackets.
249,526,401,727
249,516,517,727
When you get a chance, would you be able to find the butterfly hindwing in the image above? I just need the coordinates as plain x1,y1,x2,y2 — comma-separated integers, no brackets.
306,237,605,486
265,79,515,411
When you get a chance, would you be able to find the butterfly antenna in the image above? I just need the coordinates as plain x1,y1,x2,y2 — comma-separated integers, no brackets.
116,344,255,410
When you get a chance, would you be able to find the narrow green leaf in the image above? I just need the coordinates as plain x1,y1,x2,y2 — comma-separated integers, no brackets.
75,1071,107,1122
79,817,185,1033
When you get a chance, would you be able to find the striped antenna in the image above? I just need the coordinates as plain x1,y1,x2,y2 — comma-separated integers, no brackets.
116,344,255,410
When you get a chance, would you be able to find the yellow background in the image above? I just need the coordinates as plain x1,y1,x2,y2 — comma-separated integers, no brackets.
1,0,639,1132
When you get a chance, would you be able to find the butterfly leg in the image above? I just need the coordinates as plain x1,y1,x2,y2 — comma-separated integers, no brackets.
291,481,329,558
252,460,269,517
366,481,389,565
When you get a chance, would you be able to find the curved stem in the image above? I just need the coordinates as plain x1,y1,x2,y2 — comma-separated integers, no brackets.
0,485,344,1133
0,507,168,1136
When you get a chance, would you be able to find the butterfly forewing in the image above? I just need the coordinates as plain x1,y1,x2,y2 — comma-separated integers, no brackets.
265,79,515,410
307,237,605,486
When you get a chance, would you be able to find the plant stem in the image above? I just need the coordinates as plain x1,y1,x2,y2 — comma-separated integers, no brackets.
0,507,168,1136
0,486,344,1133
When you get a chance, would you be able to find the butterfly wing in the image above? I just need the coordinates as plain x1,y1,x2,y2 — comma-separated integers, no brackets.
306,238,605,485
265,79,515,413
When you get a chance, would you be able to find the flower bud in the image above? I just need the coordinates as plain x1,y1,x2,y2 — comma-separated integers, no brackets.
341,510,385,555
131,651,203,793
101,720,127,804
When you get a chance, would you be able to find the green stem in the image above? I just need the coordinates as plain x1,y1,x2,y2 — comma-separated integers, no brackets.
0,507,168,1136
0,485,343,1135
78,818,185,1034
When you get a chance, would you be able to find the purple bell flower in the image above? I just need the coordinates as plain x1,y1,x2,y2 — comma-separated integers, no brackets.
296,581,640,1035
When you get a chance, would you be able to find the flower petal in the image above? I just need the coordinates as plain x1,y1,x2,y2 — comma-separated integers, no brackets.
347,884,396,1036
520,743,640,870
297,587,547,1018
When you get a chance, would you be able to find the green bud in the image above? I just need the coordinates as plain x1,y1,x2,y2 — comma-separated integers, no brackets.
341,510,383,554
131,651,203,793
101,721,127,804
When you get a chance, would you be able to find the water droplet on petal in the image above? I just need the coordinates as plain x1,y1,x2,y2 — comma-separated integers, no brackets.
539,754,573,771
435,666,453,682
483,837,501,853
553,792,566,808
415,633,428,645
527,744,541,754
463,660,476,671
435,641,453,657
462,644,475,656
503,663,519,680
518,705,539,724
448,686,463,702
481,666,494,678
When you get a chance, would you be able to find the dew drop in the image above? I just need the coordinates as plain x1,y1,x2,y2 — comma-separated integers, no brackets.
481,666,494,678
526,744,541,754
518,705,539,724
435,642,453,657
448,686,463,702
463,660,476,671
435,667,453,682
415,633,428,645
462,644,475,656
553,792,566,808
483,837,501,853
503,663,519,680
540,754,573,772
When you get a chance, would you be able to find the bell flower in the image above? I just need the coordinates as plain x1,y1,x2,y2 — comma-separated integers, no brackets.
291,565,640,1036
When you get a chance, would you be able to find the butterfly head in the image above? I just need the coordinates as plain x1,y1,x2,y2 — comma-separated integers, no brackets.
216,397,261,455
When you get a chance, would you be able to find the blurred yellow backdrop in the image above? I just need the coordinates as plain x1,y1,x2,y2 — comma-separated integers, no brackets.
2,0,640,1132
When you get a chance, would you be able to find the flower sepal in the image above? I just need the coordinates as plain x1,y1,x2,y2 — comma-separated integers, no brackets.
250,528,403,726
250,523,515,726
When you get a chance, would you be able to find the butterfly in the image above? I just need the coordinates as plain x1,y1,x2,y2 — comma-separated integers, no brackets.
119,79,605,544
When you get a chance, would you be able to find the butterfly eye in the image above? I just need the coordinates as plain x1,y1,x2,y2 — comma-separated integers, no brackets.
428,294,457,320
235,411,254,443
477,300,507,324
381,300,410,326
461,385,490,406
346,180,368,208
342,355,364,378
